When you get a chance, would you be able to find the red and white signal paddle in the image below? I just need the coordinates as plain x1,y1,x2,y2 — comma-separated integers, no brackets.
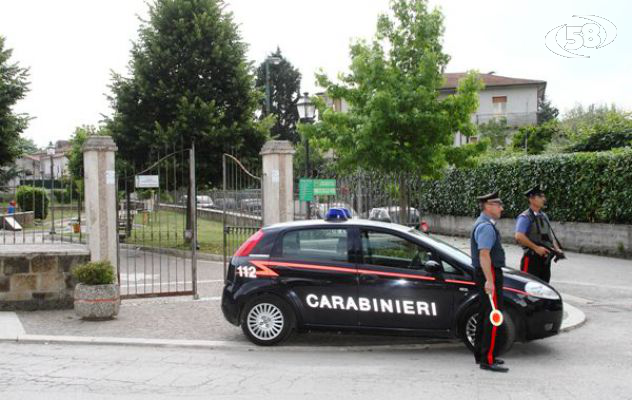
488,293,504,327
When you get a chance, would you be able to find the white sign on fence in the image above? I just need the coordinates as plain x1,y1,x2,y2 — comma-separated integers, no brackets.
135,175,159,188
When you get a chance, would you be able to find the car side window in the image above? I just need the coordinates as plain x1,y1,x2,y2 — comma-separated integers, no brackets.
439,258,465,276
361,230,432,270
281,228,349,262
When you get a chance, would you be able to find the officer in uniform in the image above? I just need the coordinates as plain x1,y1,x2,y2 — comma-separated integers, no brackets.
470,191,509,373
514,186,564,283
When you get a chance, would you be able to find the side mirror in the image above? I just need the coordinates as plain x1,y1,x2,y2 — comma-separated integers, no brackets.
424,260,443,274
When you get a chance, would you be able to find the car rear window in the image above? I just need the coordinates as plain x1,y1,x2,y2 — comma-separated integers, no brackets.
281,228,349,262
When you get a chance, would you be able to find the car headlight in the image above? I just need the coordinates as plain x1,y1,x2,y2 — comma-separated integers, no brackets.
524,282,560,300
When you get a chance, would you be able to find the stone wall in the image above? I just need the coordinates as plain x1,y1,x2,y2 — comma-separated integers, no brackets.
0,244,90,310
424,214,632,258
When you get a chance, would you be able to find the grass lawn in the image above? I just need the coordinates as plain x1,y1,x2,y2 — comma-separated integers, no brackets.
121,210,254,255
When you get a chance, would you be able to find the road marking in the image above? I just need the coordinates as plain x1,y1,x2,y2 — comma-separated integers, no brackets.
0,312,26,340
560,293,594,305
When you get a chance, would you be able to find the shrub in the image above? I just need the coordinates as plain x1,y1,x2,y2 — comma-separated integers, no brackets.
160,192,174,203
418,149,632,224
16,186,49,219
71,261,115,285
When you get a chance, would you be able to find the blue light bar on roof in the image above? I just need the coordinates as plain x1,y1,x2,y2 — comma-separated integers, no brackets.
325,207,350,221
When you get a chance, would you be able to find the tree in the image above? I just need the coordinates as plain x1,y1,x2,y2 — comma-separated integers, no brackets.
537,95,559,125
255,48,302,143
0,36,30,168
555,104,632,152
308,0,481,177
478,117,513,150
67,125,104,179
15,136,38,155
107,0,267,186
511,121,558,155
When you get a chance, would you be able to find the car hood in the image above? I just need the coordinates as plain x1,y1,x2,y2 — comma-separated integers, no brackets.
502,267,558,289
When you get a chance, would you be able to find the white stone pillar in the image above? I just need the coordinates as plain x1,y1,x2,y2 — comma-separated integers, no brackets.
260,140,295,226
82,136,118,276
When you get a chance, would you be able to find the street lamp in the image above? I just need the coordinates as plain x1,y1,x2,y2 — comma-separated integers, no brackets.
265,56,282,116
297,92,316,218
47,142,56,235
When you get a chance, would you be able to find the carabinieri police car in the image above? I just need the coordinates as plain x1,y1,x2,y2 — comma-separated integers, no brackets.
221,208,563,353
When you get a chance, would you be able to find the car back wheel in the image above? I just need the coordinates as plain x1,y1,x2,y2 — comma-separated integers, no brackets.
459,304,516,356
240,295,295,346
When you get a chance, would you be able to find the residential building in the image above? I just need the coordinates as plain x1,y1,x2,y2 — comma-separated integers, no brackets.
3,140,71,188
441,73,546,145
317,72,547,147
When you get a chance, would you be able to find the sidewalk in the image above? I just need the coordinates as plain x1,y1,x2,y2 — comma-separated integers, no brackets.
1,291,585,350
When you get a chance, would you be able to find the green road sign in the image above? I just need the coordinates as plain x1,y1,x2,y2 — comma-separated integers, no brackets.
313,179,336,196
299,179,314,202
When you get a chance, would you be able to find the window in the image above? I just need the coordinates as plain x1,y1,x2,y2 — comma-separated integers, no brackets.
492,96,507,114
281,228,348,262
361,230,432,270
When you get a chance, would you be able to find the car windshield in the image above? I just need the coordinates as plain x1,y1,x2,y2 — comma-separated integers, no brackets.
408,228,472,266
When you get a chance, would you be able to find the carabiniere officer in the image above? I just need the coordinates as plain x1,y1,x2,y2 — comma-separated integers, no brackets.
514,186,564,283
470,191,509,372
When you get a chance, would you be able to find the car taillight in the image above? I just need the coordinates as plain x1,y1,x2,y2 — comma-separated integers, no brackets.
234,229,264,257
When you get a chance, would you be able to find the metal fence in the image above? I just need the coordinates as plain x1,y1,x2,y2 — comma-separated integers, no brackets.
294,170,426,228
0,173,84,245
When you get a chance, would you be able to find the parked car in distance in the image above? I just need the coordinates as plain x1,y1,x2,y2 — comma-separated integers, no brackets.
240,198,262,214
369,206,420,226
197,195,214,209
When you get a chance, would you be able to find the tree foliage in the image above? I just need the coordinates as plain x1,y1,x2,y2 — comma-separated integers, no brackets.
107,0,267,186
308,0,481,177
537,95,559,125
478,117,513,150
511,121,558,155
255,48,301,143
559,105,632,152
0,36,30,168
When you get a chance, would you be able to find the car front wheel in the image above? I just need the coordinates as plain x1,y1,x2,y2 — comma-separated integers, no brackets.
460,305,516,356
241,295,295,346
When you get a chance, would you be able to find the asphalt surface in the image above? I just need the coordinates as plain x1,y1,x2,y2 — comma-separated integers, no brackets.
3,235,632,399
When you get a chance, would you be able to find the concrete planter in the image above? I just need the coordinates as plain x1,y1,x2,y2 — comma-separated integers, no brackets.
74,283,120,320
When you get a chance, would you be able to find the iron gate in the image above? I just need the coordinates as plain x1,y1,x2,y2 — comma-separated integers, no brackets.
221,153,262,277
116,146,198,299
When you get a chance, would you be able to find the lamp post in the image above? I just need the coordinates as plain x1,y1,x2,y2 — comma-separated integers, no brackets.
265,56,282,116
47,142,56,235
297,92,316,218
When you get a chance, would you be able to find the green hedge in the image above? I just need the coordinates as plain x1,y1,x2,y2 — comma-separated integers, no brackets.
418,149,632,224
16,186,50,219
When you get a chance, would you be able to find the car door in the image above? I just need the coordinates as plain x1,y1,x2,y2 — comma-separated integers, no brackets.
357,228,455,331
271,226,358,327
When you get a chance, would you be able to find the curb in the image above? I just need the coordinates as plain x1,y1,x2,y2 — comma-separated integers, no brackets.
560,302,587,333
0,300,586,352
0,334,461,353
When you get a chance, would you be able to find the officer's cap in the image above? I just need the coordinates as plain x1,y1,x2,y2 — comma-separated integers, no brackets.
525,185,545,198
477,191,502,205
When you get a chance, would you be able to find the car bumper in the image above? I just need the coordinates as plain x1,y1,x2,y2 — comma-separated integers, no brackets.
221,284,240,326
523,298,564,340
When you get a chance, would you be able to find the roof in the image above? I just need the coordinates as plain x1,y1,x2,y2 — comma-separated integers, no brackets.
264,218,415,234
441,73,546,90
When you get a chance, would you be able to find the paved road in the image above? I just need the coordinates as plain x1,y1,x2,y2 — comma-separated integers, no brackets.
4,236,632,399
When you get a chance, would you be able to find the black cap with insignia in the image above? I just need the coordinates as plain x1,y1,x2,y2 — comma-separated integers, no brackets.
477,191,502,204
525,185,545,198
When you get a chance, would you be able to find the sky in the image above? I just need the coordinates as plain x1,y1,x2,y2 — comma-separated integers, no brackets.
1,0,630,147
